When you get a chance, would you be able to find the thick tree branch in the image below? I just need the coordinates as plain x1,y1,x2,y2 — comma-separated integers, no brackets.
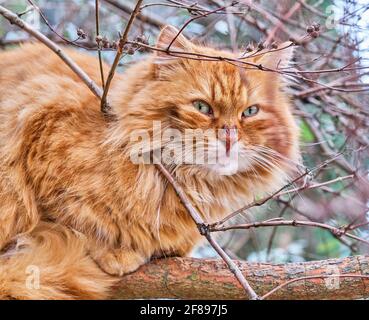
115,255,369,300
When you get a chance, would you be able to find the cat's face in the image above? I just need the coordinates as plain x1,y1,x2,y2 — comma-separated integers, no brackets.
126,26,300,180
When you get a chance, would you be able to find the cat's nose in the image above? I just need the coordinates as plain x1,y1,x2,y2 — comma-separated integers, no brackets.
222,124,237,131
220,125,238,157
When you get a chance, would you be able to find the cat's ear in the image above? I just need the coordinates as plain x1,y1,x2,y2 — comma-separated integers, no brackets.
153,26,193,78
155,25,193,57
253,42,295,70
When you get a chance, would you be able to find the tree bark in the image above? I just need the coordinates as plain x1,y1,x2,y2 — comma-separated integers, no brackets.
114,256,369,300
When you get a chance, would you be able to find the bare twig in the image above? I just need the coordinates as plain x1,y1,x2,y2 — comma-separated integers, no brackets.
26,0,93,50
101,0,164,29
214,153,344,226
95,0,105,89
211,218,369,247
100,0,143,115
2,0,369,301
0,5,103,100
156,163,259,300
166,4,231,51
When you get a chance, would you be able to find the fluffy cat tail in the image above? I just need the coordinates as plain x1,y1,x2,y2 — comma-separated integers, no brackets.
0,222,117,300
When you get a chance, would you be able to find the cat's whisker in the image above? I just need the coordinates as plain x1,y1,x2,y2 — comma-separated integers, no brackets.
251,156,305,201
250,144,301,169
249,155,281,177
249,152,293,185
0,21,304,299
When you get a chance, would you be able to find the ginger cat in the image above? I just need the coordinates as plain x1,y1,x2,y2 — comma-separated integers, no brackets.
0,26,299,299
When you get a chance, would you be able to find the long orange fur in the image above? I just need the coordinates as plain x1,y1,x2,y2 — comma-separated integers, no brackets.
0,26,300,299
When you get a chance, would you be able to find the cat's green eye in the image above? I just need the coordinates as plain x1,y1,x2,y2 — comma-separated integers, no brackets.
242,105,259,118
193,100,213,116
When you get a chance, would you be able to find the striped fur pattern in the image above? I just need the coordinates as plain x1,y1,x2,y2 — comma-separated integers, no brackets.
0,26,299,299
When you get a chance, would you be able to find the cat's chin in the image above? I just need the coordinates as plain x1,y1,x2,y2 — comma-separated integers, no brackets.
205,162,241,176
174,163,243,178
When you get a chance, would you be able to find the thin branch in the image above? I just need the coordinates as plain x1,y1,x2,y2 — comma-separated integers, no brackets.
100,0,143,115
214,153,344,226
0,5,103,100
277,174,355,197
302,116,355,172
101,0,164,29
126,39,369,95
95,0,105,89
211,218,369,247
265,2,301,44
26,0,93,50
166,5,230,51
156,163,259,300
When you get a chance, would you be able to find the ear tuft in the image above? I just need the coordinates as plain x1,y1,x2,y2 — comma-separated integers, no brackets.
156,25,192,55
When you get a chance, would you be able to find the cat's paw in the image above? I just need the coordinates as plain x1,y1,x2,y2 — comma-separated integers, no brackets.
93,249,147,277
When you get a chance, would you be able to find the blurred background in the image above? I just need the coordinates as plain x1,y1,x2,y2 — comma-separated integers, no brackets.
1,0,369,264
